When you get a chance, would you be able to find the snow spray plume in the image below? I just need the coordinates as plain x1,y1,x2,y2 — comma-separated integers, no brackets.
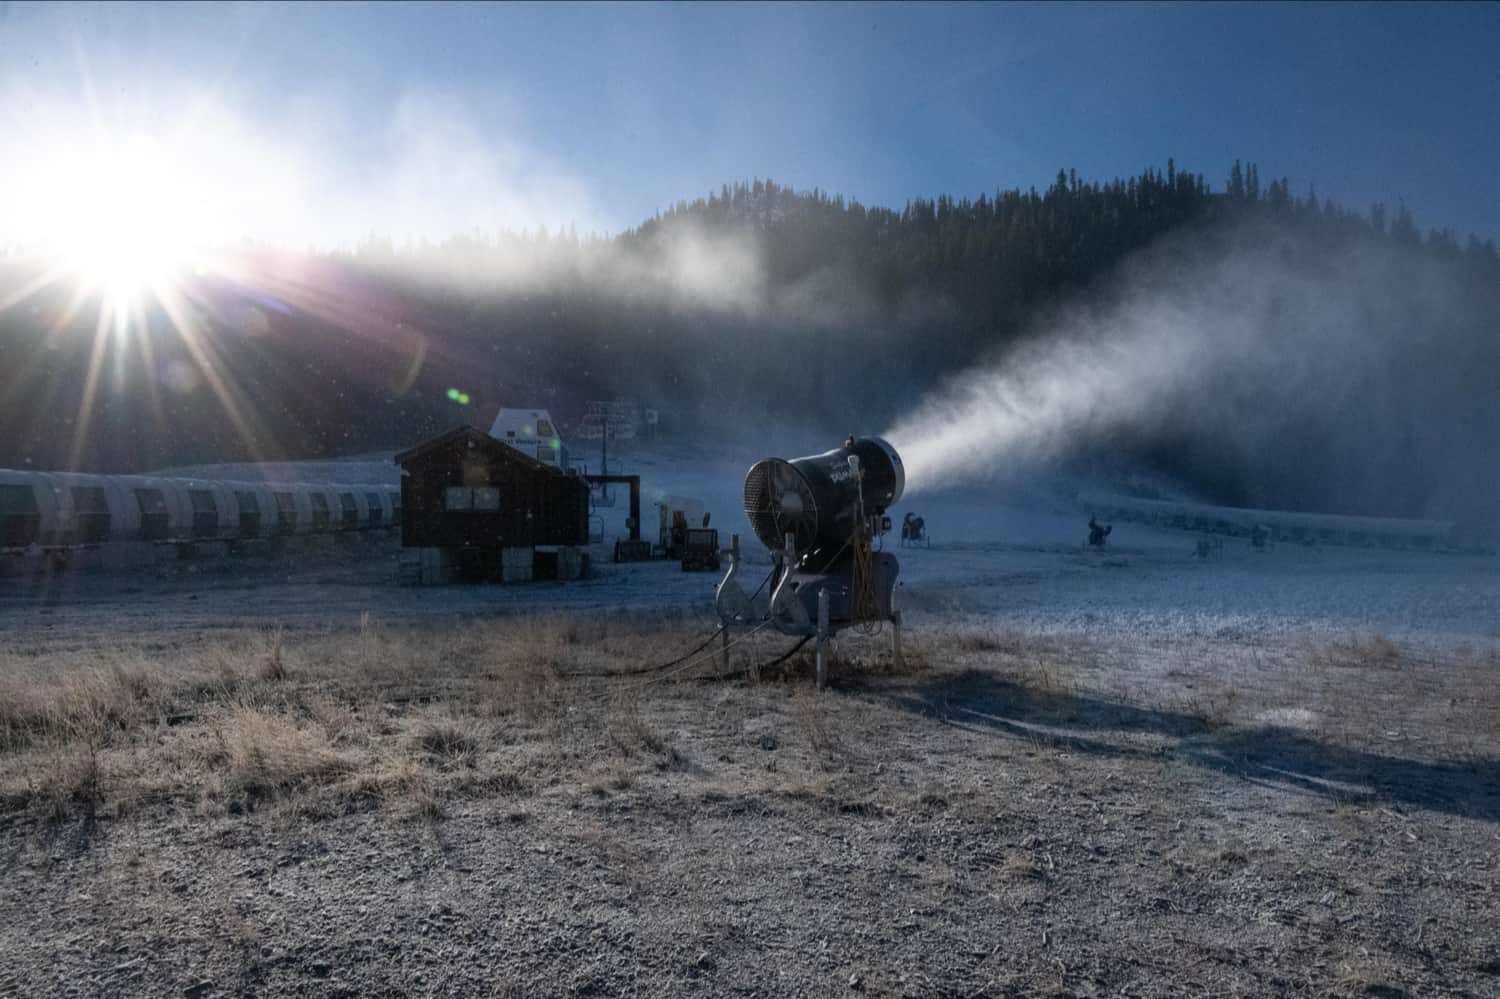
885,218,1500,522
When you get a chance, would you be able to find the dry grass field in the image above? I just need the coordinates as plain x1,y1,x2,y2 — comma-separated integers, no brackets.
2,606,1498,997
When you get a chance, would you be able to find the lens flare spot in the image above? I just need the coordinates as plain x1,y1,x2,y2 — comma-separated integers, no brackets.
229,305,271,338
161,358,202,394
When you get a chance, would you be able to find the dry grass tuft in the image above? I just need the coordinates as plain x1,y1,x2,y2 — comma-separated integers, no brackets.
305,694,361,744
0,668,146,750
454,766,531,798
38,744,105,819
256,631,289,683
346,758,440,819
109,662,155,702
410,713,484,762
587,762,636,795
205,707,353,797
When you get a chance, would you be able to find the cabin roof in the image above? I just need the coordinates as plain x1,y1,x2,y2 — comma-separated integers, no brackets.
394,426,549,473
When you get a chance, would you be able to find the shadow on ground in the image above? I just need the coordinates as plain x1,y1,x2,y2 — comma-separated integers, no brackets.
884,668,1500,822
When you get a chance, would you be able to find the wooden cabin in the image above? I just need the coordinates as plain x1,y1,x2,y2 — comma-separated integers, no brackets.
395,427,589,577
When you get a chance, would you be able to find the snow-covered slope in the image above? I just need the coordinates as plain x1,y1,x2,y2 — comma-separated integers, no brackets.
155,438,1499,645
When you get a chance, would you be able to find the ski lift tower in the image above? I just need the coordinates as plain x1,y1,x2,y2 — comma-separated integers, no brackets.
576,401,639,507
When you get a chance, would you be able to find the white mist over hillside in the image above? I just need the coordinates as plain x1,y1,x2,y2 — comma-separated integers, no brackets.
886,219,1499,522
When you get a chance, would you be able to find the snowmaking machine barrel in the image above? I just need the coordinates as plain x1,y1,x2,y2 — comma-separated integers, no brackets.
742,436,905,554
720,435,908,684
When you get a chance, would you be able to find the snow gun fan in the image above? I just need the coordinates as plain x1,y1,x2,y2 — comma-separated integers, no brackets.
717,435,907,688
742,436,904,559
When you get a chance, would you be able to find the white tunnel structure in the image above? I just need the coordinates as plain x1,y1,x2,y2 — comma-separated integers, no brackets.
0,469,402,551
1077,491,1461,550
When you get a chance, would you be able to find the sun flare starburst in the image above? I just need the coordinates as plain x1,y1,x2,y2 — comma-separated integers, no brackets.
4,106,307,307
0,107,310,470
38,133,207,301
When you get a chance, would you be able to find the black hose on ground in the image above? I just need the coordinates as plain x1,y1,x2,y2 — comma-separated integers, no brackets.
764,635,811,669
561,566,778,680
560,625,726,678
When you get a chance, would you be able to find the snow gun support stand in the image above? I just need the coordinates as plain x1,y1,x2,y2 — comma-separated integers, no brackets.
715,451,903,690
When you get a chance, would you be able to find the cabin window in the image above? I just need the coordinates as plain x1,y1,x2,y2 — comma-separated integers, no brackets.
309,493,331,531
134,488,170,540
189,489,218,539
364,492,384,529
235,492,261,538
444,487,500,513
339,492,358,530
274,492,297,535
71,487,111,543
0,484,41,547
536,419,554,438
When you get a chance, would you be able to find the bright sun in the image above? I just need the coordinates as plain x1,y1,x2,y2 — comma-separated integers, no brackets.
7,116,302,308
40,134,206,301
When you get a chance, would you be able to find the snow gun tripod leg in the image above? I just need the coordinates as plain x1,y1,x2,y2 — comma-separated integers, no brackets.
816,587,830,691
891,585,904,670
721,534,735,674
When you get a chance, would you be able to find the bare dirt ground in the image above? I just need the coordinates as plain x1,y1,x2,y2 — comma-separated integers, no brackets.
2,543,1499,997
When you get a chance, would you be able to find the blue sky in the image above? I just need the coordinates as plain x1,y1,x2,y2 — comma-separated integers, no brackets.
1,1,1496,242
